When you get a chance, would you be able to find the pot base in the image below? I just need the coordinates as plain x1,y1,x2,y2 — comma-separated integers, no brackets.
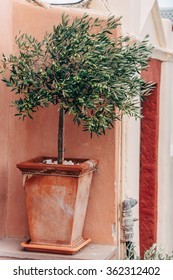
21,238,91,255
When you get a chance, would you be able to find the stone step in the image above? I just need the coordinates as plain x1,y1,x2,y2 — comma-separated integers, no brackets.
0,238,116,260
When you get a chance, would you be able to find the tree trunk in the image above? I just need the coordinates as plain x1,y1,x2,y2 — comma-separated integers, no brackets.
58,107,64,164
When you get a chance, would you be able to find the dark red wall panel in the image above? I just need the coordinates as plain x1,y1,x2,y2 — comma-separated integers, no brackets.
140,59,161,256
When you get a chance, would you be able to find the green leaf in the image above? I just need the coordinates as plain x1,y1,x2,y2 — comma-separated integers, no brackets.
0,13,154,137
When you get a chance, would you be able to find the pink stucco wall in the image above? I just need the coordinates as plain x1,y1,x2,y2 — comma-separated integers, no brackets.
0,0,13,238
0,0,118,245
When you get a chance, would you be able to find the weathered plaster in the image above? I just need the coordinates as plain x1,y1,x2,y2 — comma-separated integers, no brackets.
0,0,119,245
140,59,161,256
0,0,13,238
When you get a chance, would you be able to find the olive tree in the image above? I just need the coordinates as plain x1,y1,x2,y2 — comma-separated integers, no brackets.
0,14,154,163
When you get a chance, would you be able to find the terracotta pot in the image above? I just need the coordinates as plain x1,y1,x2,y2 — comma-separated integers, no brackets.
17,156,98,254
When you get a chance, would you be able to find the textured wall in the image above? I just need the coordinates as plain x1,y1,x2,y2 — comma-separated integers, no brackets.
1,0,118,245
0,0,13,238
139,59,161,255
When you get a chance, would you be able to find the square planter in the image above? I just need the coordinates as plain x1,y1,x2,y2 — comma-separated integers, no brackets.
17,156,98,254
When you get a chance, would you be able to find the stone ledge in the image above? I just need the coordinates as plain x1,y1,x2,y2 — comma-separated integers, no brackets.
0,238,116,260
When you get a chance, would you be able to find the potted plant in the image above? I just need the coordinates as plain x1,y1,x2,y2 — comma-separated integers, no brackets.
0,14,154,254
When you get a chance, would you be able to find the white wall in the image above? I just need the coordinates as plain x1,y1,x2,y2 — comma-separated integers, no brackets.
121,116,140,254
158,61,173,252
157,16,173,252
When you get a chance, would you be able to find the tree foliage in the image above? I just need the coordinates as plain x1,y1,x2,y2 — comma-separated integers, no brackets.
1,14,154,136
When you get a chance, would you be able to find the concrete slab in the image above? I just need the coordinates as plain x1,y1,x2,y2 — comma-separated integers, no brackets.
0,238,116,260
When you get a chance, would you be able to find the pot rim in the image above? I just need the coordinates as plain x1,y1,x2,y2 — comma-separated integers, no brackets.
17,156,98,177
